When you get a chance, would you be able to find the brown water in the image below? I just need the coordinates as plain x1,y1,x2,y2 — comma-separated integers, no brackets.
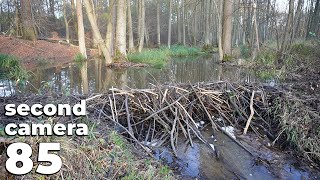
0,56,260,96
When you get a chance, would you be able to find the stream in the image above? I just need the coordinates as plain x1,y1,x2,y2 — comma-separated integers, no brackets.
0,56,318,179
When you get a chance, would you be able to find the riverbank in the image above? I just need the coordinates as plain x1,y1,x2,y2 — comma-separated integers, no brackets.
1,81,319,179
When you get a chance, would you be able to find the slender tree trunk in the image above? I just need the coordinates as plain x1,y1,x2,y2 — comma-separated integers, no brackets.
182,0,186,46
204,0,210,46
138,0,145,52
76,0,87,58
71,0,77,39
21,0,36,41
106,0,115,56
253,3,260,52
222,0,233,57
214,0,223,61
116,0,127,58
157,0,161,47
280,0,294,56
177,0,181,43
83,0,112,64
127,0,134,52
168,0,172,48
63,0,70,43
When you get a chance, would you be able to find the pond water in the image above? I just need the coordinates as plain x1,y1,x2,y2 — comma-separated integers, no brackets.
0,55,260,97
0,56,317,179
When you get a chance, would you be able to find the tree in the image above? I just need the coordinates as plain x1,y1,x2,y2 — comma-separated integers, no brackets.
127,0,135,52
106,0,116,56
21,0,36,41
168,0,172,48
157,0,161,47
63,0,69,43
116,0,127,58
138,0,145,52
76,0,87,58
222,0,233,57
83,0,112,65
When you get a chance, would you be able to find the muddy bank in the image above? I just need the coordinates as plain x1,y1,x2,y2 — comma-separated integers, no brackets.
0,36,97,69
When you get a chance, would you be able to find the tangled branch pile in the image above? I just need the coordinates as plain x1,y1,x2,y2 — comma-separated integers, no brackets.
1,81,319,169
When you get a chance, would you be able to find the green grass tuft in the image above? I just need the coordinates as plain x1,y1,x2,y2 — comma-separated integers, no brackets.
73,53,87,63
128,45,205,68
0,54,29,80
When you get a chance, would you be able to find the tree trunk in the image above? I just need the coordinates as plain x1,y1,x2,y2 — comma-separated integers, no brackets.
222,0,233,57
63,0,70,43
157,0,161,47
279,0,294,57
127,0,135,52
168,0,172,48
138,0,145,52
204,0,210,46
83,0,112,64
177,0,181,43
116,0,127,58
182,0,186,46
106,0,115,56
71,0,78,39
76,0,87,58
21,0,36,41
214,0,224,61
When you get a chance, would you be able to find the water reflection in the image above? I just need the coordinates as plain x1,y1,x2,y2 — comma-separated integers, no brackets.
1,55,259,96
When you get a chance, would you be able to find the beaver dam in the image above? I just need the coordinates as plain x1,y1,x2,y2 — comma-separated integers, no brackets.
0,81,319,179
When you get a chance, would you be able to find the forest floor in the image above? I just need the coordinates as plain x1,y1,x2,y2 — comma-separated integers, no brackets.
0,36,98,69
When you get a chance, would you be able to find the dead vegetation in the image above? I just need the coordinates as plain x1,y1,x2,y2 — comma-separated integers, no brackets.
0,81,319,179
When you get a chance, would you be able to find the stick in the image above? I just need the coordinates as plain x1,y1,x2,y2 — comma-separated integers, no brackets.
243,90,255,135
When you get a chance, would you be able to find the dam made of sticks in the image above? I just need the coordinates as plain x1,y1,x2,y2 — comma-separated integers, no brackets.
1,81,319,165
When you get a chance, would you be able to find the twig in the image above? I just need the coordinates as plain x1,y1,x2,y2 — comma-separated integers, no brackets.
243,90,255,135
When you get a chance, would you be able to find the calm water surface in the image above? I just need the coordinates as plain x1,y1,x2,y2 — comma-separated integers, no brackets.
0,56,259,97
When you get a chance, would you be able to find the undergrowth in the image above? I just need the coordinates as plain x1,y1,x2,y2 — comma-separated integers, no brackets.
0,120,175,179
128,45,205,68
0,54,29,80
73,53,87,63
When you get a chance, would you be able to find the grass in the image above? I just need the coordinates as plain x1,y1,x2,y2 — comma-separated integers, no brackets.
0,54,29,80
73,53,87,63
128,45,205,68
0,119,175,179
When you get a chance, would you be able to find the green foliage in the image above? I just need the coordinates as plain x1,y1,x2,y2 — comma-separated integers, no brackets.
128,49,168,68
223,54,233,61
128,45,205,68
255,49,277,66
240,45,251,59
73,53,87,63
202,45,218,53
166,45,203,57
0,54,29,80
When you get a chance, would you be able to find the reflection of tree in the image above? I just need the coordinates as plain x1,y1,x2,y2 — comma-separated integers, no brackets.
119,70,127,89
103,67,113,91
80,62,89,94
94,60,102,91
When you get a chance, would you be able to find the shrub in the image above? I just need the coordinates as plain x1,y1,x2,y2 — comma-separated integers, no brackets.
0,54,28,80
74,53,87,62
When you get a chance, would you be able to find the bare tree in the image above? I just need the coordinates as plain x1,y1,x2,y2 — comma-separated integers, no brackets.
116,0,127,58
127,0,135,52
21,0,36,41
76,0,87,58
222,0,233,57
83,0,112,65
